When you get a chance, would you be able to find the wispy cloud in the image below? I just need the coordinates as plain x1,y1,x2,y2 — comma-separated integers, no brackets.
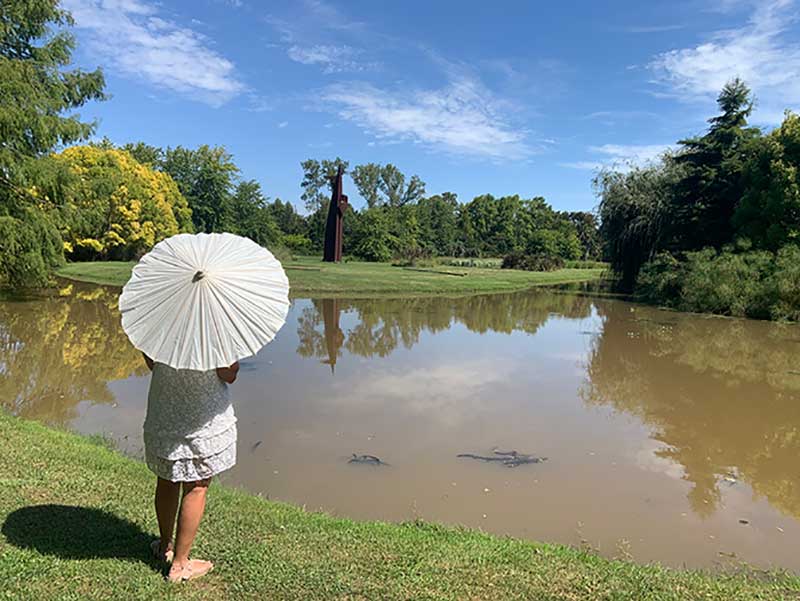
625,24,685,33
583,110,660,121
648,0,800,123
266,1,374,74
321,76,533,160
63,0,244,106
287,44,377,73
561,143,672,171
277,121,289,128
301,0,364,31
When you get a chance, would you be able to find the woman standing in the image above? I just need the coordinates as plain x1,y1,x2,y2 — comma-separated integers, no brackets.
143,355,239,583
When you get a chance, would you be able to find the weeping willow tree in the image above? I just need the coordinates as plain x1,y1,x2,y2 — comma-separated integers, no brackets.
595,161,682,290
0,0,105,287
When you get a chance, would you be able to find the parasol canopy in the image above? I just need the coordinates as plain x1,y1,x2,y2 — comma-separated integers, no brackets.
119,232,290,371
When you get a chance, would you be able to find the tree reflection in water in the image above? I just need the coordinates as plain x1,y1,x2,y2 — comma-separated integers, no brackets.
582,301,800,520
296,291,593,363
0,282,146,426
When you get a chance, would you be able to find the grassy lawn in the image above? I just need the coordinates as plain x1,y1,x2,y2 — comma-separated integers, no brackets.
0,413,797,600
56,257,605,297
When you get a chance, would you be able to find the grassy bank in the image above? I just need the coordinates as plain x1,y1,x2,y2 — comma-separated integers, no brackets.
0,413,797,600
56,258,605,298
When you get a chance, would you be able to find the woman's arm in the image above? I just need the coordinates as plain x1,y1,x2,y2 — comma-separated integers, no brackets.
142,353,154,371
216,362,240,384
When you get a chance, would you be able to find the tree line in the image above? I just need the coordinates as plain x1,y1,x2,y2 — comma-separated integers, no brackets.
0,1,599,289
597,79,800,320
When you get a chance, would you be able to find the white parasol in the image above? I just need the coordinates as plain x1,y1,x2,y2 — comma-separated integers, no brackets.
119,232,290,371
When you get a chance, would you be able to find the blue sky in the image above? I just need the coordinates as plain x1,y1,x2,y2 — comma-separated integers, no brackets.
60,0,800,213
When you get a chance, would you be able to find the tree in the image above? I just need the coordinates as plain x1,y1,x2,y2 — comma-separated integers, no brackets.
300,157,348,212
52,146,192,260
161,145,238,233
350,163,381,208
596,162,683,290
268,198,306,236
734,112,800,250
417,192,458,255
567,211,602,260
0,0,105,286
673,78,761,249
351,208,395,261
121,142,163,167
351,162,426,208
229,180,281,248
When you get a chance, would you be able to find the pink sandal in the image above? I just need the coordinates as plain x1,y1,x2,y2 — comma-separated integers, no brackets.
150,539,174,563
167,559,214,583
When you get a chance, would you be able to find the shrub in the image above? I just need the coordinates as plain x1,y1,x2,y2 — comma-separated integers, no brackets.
767,244,800,320
635,252,684,307
391,246,432,267
501,252,565,272
680,248,774,318
282,234,312,254
634,245,800,320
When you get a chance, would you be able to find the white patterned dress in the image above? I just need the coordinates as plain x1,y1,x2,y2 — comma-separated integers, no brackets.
143,363,237,482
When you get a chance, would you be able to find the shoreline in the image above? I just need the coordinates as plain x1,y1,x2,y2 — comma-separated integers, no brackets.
1,411,797,600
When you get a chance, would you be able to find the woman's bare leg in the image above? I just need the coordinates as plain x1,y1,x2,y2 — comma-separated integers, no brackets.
155,478,180,555
172,478,212,568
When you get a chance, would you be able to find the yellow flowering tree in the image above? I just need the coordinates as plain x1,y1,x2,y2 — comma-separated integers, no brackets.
53,146,193,260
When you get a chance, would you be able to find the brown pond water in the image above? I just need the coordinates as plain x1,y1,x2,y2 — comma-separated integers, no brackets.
2,281,800,571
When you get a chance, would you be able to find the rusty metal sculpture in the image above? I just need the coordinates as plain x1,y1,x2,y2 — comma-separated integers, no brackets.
323,165,348,262
321,298,344,374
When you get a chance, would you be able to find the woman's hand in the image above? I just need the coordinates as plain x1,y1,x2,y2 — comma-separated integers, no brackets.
216,362,240,384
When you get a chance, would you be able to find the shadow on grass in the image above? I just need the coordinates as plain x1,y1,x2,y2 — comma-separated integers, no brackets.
2,505,156,566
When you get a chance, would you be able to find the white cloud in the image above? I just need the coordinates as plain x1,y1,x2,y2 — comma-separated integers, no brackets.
277,121,289,128
62,0,244,106
329,360,517,427
625,24,685,33
561,143,673,171
583,110,659,121
648,0,800,123
321,76,532,160
301,0,363,31
287,44,375,73
560,161,606,171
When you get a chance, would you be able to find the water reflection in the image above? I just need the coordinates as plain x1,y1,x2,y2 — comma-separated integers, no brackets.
297,292,593,363
2,284,800,569
583,303,800,520
0,282,145,424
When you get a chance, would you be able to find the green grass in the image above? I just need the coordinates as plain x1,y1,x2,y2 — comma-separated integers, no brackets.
56,257,605,298
0,413,797,600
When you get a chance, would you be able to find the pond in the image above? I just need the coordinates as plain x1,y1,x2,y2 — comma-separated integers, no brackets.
2,281,799,571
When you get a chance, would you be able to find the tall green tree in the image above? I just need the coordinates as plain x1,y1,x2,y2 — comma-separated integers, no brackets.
734,112,800,250
161,145,238,233
300,157,348,212
121,141,163,167
567,211,602,260
351,162,426,208
267,198,306,236
229,180,281,248
417,192,458,255
673,78,761,249
0,0,105,286
350,163,381,208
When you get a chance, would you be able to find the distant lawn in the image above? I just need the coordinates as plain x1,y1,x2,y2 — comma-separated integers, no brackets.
1,412,797,600
57,257,606,297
